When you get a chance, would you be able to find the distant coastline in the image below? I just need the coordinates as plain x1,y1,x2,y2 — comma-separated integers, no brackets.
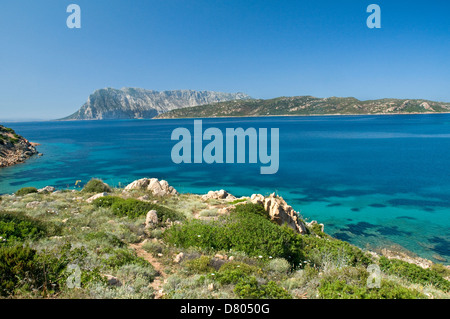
154,111,450,120
155,96,450,120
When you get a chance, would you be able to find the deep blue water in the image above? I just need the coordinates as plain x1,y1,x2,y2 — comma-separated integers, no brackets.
1,115,449,264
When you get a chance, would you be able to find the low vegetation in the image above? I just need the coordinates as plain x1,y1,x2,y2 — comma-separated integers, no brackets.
0,181,448,299
15,187,38,196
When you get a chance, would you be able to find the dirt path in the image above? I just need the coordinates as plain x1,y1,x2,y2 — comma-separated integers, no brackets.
130,242,167,299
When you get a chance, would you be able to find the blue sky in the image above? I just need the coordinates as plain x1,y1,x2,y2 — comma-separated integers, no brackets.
0,0,449,120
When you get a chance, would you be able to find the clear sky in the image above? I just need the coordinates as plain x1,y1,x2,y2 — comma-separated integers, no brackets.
0,0,449,120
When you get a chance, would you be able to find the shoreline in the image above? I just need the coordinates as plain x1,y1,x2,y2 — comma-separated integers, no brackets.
5,111,450,123
1,182,448,269
155,111,450,120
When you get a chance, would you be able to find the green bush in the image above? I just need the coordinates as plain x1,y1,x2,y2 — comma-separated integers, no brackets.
0,245,43,296
228,199,248,205
318,278,425,299
301,235,372,268
15,187,38,196
84,231,125,248
93,196,184,222
266,258,291,274
92,195,122,208
0,243,104,297
101,247,149,269
234,276,292,299
183,256,215,274
38,243,104,292
379,257,450,292
431,263,450,278
142,241,163,255
0,211,50,243
308,222,326,237
234,202,269,219
82,179,112,193
163,203,304,266
213,261,262,285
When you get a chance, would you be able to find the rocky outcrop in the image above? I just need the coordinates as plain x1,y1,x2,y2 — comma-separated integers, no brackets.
0,125,39,168
251,193,307,234
62,88,251,120
306,220,325,233
124,178,178,196
201,190,236,201
173,252,184,263
38,186,55,194
145,210,158,228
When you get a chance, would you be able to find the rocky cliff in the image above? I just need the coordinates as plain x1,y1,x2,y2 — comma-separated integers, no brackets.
0,125,39,168
62,88,251,120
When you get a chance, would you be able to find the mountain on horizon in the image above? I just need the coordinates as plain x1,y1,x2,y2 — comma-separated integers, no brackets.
61,88,251,120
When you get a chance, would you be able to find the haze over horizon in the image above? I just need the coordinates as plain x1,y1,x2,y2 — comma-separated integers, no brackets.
1,0,449,120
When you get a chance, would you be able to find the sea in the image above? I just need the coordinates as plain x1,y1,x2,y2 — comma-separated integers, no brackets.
1,114,449,264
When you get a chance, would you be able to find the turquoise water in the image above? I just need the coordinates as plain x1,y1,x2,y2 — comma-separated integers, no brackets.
1,115,449,264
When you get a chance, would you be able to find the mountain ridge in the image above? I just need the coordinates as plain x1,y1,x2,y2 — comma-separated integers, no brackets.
61,88,251,120
155,95,450,119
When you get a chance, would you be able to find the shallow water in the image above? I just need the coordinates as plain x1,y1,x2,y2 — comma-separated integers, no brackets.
1,115,449,263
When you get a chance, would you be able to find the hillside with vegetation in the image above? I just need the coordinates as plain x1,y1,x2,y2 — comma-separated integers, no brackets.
155,96,450,119
0,125,39,168
1,178,449,299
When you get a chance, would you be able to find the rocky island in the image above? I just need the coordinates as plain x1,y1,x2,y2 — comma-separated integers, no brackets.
61,88,251,120
0,125,39,168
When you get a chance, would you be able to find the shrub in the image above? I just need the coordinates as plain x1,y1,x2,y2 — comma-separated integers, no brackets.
93,196,184,222
309,222,326,237
0,245,43,296
266,258,291,274
0,243,104,297
142,241,163,255
228,199,248,205
234,202,269,219
92,196,122,208
0,211,50,243
15,187,38,196
101,247,149,269
37,243,105,293
213,261,262,285
183,256,215,274
84,231,125,248
234,276,292,299
318,279,425,299
199,209,218,217
82,179,112,193
116,263,156,284
431,263,450,278
301,235,372,268
379,257,450,292
150,229,163,239
163,203,304,266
